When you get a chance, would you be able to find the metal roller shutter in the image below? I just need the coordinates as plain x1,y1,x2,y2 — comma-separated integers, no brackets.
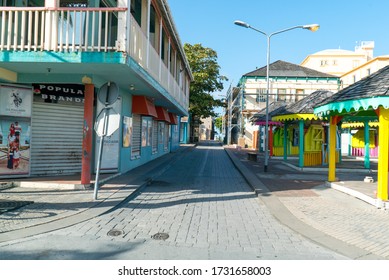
131,114,141,159
30,103,84,176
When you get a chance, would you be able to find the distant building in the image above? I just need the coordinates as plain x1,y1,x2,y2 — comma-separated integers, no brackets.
199,117,214,141
340,55,389,89
301,41,375,76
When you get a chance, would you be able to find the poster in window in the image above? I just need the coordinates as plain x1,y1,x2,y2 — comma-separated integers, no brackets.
0,85,32,177
141,118,148,147
147,120,152,146
159,122,165,144
122,116,132,148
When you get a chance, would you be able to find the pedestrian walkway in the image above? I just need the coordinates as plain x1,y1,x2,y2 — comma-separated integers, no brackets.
225,146,389,259
0,145,195,242
228,146,383,208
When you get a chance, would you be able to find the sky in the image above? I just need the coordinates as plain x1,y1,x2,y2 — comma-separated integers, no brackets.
168,0,389,99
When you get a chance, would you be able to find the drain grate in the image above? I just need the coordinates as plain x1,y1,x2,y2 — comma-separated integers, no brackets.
151,232,169,240
107,229,124,237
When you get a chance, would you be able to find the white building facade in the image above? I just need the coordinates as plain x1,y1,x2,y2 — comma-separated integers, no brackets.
230,60,340,149
301,41,375,76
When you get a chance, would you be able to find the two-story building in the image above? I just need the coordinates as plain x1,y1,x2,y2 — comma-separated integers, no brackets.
0,0,192,185
300,41,375,76
229,60,339,149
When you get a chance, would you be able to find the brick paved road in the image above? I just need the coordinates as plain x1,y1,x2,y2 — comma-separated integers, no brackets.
0,142,346,260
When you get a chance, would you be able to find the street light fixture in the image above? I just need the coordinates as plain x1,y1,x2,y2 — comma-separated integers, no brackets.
234,20,319,172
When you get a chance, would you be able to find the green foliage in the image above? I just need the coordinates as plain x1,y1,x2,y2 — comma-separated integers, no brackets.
184,43,227,119
214,116,223,132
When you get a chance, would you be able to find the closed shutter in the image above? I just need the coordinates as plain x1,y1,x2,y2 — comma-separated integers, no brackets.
30,103,84,176
131,114,141,159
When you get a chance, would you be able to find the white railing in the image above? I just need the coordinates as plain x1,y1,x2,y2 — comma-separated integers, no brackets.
128,15,187,110
0,7,127,52
0,6,188,110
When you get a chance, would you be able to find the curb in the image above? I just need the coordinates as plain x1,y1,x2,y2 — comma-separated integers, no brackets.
280,161,376,174
327,181,389,210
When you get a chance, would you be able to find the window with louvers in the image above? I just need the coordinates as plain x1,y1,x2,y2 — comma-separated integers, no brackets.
152,120,158,153
131,114,141,159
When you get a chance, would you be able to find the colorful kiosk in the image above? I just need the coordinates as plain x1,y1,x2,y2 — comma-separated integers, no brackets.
314,65,389,205
250,101,286,155
341,121,379,158
271,90,335,167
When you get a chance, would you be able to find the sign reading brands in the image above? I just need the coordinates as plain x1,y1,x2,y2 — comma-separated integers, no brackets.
33,84,85,104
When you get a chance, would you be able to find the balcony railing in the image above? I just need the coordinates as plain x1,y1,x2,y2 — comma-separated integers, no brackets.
0,7,126,52
0,7,188,110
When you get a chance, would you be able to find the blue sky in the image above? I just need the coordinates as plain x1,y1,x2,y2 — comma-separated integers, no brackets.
168,0,389,99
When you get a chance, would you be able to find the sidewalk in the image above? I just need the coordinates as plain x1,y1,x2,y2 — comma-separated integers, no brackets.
0,144,195,243
224,146,389,259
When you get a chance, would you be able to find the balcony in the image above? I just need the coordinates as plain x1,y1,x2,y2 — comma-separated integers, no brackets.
0,6,188,112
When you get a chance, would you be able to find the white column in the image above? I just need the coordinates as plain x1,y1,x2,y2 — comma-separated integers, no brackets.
44,0,59,51
117,0,128,52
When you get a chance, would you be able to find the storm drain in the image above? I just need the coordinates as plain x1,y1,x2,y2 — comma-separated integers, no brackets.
151,232,169,240
107,229,124,237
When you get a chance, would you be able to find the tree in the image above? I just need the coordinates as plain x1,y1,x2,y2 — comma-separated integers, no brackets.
214,116,223,133
184,43,227,119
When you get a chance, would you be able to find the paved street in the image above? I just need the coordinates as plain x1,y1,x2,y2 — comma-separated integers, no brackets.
0,142,345,260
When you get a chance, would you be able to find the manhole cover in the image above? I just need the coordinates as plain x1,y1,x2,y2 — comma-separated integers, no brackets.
107,229,124,237
151,232,169,240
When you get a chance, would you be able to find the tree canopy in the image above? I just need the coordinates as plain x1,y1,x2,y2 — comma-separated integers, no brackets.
184,43,227,119
214,116,223,133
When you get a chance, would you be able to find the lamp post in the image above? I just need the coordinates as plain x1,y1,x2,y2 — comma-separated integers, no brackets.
234,20,319,172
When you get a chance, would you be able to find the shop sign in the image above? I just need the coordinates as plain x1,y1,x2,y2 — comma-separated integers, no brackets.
32,84,85,104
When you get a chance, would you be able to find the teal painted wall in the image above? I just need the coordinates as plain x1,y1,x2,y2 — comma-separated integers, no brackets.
171,123,180,151
118,93,175,174
179,119,189,144
119,92,132,173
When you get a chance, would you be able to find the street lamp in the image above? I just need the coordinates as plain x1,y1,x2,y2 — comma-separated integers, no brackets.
234,20,319,172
